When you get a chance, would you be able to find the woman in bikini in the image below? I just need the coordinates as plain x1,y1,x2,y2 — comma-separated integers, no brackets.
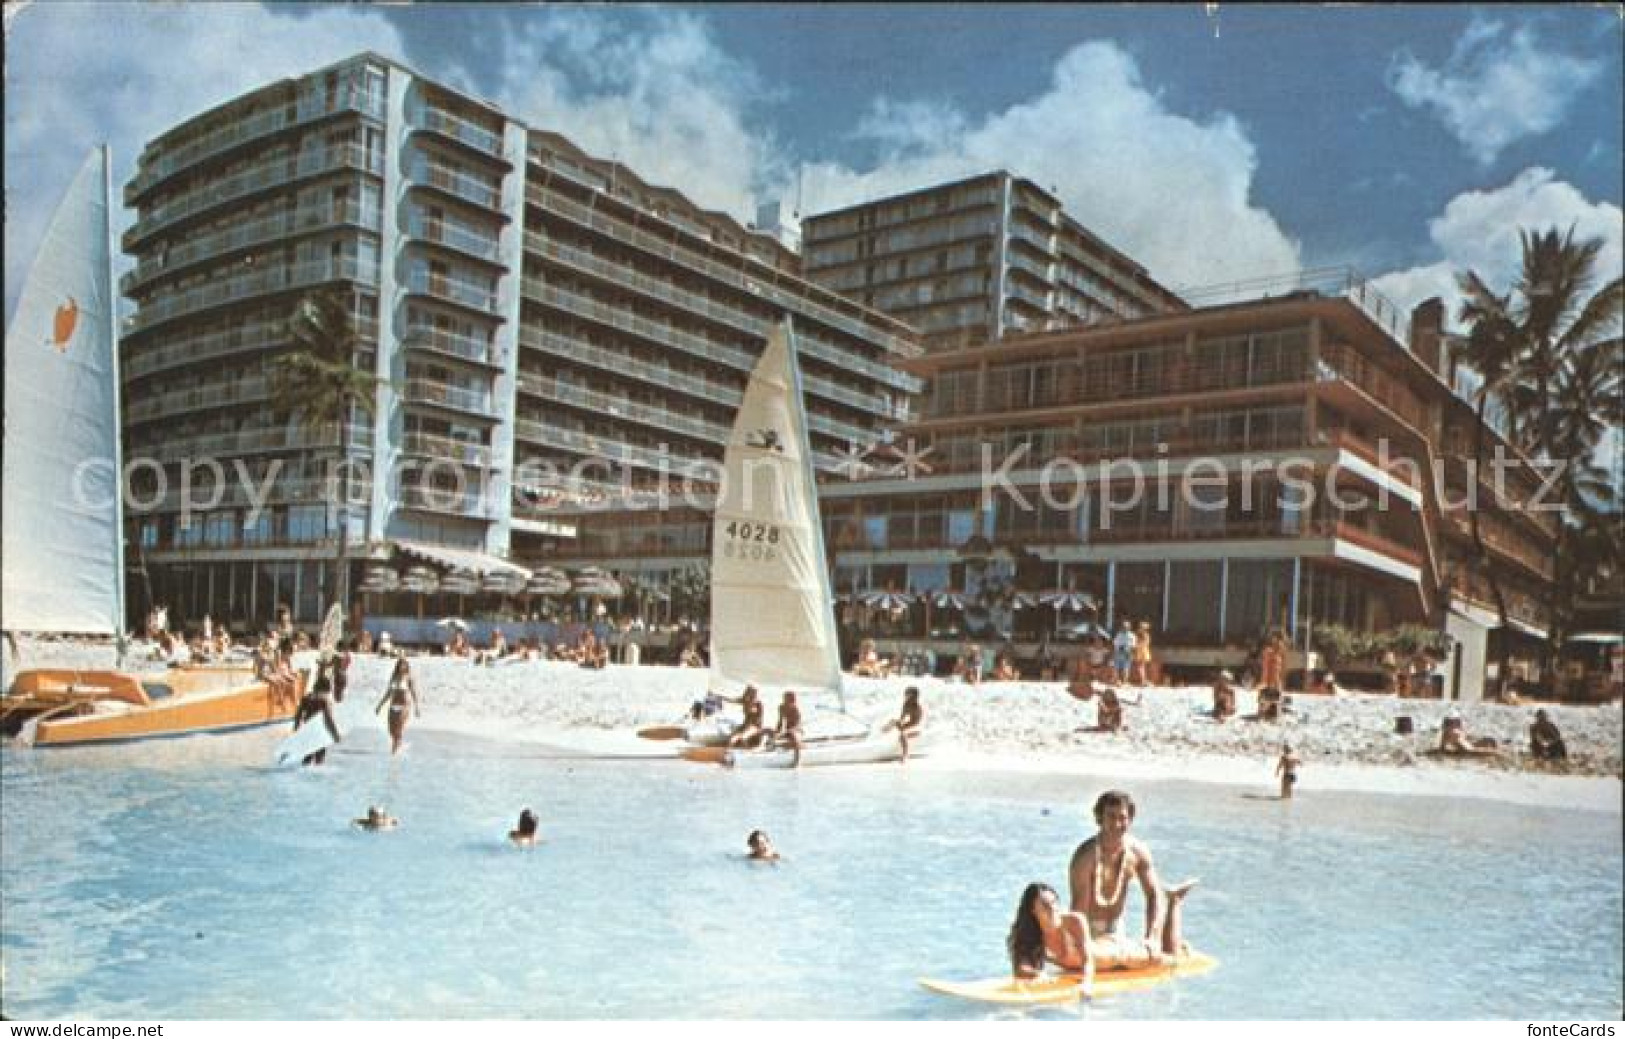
375,654,421,755
1007,883,1096,993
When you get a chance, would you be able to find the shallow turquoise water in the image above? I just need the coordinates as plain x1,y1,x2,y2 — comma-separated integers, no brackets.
2,728,1620,1019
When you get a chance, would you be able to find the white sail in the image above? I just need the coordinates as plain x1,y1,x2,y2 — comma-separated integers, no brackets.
2,147,124,635
709,320,843,700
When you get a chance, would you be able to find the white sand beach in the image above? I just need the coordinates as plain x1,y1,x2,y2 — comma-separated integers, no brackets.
11,635,1620,812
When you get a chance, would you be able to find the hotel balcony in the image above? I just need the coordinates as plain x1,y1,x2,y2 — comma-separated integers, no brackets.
125,317,377,382
126,144,385,249
127,84,385,202
524,179,920,364
512,418,712,476
397,484,497,519
400,431,494,468
134,474,375,513
519,327,742,410
126,256,379,335
409,216,503,264
400,376,497,419
412,105,508,162
408,161,504,213
125,374,273,425
401,323,505,369
130,422,375,463
123,200,379,295
403,269,503,317
516,372,730,446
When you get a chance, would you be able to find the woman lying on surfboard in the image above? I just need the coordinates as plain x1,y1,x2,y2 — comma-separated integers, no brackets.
1008,883,1096,993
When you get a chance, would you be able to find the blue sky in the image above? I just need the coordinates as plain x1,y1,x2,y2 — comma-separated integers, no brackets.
5,2,1621,326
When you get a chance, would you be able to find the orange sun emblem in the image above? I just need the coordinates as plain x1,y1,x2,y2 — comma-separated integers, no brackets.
50,298,80,353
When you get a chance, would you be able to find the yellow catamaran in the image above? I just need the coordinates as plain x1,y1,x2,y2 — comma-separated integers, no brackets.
1,147,298,746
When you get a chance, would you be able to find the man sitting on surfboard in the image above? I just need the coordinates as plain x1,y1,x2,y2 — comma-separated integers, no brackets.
1067,790,1198,972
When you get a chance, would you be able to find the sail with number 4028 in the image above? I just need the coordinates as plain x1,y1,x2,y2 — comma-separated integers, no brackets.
708,319,844,704
2,147,125,636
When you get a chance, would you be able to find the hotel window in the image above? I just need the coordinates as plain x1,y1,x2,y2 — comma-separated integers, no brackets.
288,504,329,543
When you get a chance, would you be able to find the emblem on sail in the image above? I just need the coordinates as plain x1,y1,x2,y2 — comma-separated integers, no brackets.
50,298,79,353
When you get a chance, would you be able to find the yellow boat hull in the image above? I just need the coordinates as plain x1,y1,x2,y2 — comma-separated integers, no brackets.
6,668,300,747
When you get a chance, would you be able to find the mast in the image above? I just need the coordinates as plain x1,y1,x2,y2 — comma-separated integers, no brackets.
103,144,128,661
781,316,845,713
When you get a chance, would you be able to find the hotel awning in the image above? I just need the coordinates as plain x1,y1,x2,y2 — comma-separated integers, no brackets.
392,540,531,580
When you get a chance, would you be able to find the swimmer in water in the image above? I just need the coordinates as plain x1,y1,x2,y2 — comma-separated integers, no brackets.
353,805,399,831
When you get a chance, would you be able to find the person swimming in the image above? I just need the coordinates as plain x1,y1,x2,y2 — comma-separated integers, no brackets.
509,808,540,846
746,829,781,862
353,805,398,831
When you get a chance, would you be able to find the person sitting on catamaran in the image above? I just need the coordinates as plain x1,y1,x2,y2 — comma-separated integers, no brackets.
882,686,925,762
726,686,769,748
771,691,804,768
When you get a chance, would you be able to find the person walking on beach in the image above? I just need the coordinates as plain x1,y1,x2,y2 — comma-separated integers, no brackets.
1112,622,1136,684
376,654,421,755
1259,631,1285,691
882,686,925,761
1275,744,1301,799
772,691,804,768
1067,790,1198,969
1130,622,1154,686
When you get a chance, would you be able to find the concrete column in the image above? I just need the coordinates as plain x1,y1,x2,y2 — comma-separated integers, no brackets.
1106,561,1116,627
1218,558,1229,642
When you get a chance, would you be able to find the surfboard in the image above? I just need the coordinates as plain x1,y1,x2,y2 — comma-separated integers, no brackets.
273,691,378,766
919,951,1217,1005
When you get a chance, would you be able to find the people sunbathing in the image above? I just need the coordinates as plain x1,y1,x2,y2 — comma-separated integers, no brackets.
1210,671,1237,722
991,656,1020,682
1528,709,1567,761
1438,715,1498,756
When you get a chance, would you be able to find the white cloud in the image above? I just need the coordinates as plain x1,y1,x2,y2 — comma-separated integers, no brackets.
1388,19,1604,166
801,42,1301,292
4,1,408,322
479,26,1299,292
477,8,785,223
1372,167,1624,326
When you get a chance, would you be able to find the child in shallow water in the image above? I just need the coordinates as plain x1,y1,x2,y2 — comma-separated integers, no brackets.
509,808,540,846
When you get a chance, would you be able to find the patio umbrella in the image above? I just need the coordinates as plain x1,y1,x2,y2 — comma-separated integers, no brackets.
573,570,623,598
482,570,525,596
441,570,479,596
931,590,972,610
1041,590,1098,613
859,589,916,612
1010,592,1039,609
1064,620,1113,640
359,566,400,593
401,566,440,594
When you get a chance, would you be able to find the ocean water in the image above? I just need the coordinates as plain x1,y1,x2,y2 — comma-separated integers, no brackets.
1,727,1620,1020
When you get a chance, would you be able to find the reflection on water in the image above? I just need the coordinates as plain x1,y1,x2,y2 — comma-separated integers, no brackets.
2,730,1620,1019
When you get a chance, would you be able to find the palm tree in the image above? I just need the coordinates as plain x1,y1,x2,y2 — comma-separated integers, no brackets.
1457,225,1622,691
270,289,385,615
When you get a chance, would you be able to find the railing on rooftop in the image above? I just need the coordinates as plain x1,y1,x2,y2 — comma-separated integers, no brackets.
1173,266,1412,347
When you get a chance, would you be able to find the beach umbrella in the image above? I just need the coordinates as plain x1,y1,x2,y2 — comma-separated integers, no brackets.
441,569,479,595
1064,620,1113,640
1041,590,1098,613
859,589,915,612
436,617,469,631
401,566,439,594
482,570,525,596
932,590,971,610
573,569,623,598
360,566,400,593
1010,592,1039,609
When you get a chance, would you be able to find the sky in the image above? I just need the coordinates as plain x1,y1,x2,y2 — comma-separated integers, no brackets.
4,2,1622,334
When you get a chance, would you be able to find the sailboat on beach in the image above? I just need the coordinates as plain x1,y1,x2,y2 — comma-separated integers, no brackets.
1,147,299,746
681,320,915,767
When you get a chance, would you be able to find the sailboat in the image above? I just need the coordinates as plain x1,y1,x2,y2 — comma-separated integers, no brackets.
680,320,917,767
1,147,299,746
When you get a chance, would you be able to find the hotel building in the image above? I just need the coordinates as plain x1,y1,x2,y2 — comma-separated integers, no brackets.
800,172,1186,349
119,52,919,629
817,280,1558,696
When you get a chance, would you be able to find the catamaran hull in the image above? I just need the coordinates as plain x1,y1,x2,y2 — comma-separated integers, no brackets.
5,668,300,747
683,731,930,768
